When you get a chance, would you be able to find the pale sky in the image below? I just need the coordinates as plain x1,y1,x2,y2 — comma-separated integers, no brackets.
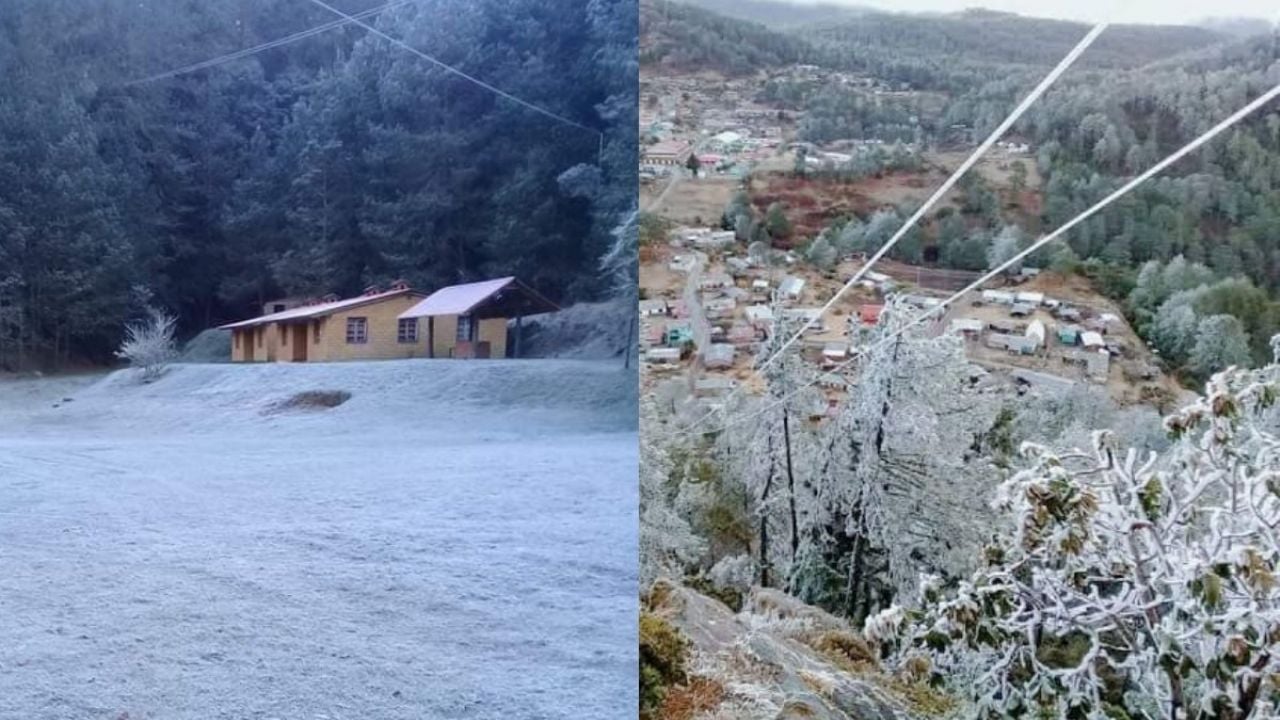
827,0,1279,26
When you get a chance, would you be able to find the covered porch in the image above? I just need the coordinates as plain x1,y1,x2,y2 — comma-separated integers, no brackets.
398,277,559,359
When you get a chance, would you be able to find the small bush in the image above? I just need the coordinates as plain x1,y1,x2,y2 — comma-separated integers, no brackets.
684,575,744,612
640,612,688,719
811,630,877,672
117,309,177,381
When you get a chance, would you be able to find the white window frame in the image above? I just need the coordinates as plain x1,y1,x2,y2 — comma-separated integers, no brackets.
346,317,368,344
397,318,418,344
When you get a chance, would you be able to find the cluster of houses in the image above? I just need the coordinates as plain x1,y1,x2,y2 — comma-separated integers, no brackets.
639,72,787,180
940,289,1125,382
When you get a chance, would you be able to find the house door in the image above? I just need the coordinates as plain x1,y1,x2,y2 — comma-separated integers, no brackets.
243,330,255,362
292,325,308,362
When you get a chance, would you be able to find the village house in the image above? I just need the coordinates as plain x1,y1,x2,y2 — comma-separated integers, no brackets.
987,332,1038,355
224,282,426,363
949,317,984,339
779,276,805,301
639,299,669,317
704,343,736,370
642,140,692,172
223,277,556,363
981,290,1016,305
857,304,884,326
646,347,681,365
699,272,733,291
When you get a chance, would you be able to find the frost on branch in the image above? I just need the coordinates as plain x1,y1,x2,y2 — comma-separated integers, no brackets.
798,298,1001,619
720,307,823,591
882,342,1280,720
116,308,177,381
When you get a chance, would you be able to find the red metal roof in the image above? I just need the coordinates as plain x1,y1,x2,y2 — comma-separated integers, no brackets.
219,288,422,330
858,304,884,324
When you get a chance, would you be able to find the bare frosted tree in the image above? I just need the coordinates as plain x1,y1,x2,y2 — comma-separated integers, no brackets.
116,309,177,381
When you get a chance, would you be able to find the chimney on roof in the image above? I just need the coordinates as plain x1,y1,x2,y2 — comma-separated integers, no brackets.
389,278,410,292
362,285,381,297
322,293,339,303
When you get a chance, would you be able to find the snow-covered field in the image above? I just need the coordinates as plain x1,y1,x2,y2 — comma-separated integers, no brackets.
0,360,637,719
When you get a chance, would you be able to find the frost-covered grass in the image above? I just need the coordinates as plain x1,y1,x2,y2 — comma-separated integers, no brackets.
0,360,637,719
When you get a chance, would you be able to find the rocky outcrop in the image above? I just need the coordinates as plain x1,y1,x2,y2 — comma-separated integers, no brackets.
649,582,935,720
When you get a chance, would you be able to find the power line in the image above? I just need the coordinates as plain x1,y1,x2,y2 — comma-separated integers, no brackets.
126,0,414,85
753,22,1107,379
679,80,1280,439
685,22,1107,432
301,0,604,141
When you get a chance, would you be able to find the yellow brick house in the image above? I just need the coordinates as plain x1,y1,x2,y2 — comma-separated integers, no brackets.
221,277,557,363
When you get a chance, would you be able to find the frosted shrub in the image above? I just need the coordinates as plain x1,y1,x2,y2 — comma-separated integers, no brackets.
117,309,177,381
881,340,1280,719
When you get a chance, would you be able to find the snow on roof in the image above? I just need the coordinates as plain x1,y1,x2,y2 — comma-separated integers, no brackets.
779,276,805,295
949,318,984,333
1081,331,1105,348
220,287,421,330
399,277,556,319
745,305,775,322
704,343,736,368
646,140,691,156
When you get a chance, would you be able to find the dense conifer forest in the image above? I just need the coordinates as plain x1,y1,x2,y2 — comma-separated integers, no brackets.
0,0,637,368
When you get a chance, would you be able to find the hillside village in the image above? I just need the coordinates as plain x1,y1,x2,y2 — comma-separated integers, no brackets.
638,62,1183,426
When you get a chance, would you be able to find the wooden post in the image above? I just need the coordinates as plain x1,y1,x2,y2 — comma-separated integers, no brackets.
427,317,435,358
514,314,523,359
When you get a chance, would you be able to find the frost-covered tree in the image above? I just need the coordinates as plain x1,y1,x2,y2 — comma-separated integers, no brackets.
878,341,1280,720
1190,313,1252,378
639,399,707,587
801,299,1002,619
861,209,901,255
805,234,838,270
1152,293,1201,363
986,224,1025,273
721,312,822,589
833,217,866,258
116,309,177,380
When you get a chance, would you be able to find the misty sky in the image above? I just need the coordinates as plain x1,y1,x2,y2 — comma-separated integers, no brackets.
837,0,1279,25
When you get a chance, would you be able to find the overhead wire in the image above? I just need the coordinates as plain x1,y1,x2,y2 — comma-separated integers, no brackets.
682,22,1108,432
678,80,1280,439
301,0,604,142
126,0,415,85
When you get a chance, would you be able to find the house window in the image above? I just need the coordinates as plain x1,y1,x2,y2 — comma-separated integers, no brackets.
272,303,286,314
398,318,418,343
346,317,368,344
456,314,473,342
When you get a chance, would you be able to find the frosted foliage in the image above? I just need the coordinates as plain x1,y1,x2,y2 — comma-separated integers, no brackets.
885,344,1280,719
721,312,823,588
821,298,1001,601
640,400,705,587
708,554,756,595
116,308,177,380
987,225,1024,272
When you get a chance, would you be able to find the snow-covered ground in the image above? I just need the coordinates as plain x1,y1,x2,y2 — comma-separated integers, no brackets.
0,360,637,719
